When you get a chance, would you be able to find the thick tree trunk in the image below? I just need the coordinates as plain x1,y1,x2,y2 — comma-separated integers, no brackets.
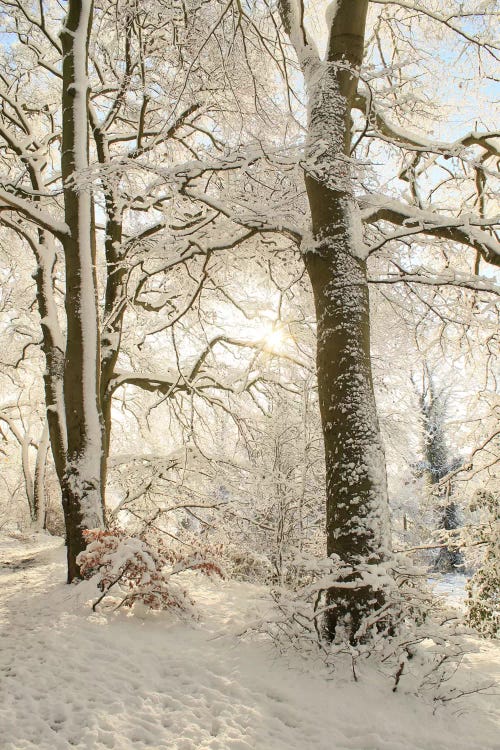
60,0,104,581
304,195,390,640
286,0,391,641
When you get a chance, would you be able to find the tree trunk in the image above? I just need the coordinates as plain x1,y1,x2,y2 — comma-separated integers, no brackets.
304,200,390,641
34,237,68,484
20,431,35,523
33,421,50,530
60,0,105,582
98,203,125,518
90,114,127,515
294,0,391,641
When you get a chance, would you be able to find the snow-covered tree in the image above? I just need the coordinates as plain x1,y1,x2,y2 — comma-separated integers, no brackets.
416,369,464,572
169,0,499,641
0,2,498,654
274,0,499,642
0,0,275,578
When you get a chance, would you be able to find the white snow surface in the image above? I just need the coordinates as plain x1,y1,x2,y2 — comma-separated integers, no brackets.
1,534,499,750
430,574,469,610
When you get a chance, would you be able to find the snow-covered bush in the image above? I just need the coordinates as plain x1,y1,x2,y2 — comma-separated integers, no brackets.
467,561,499,637
222,544,273,583
77,528,224,612
262,552,468,695
466,490,499,637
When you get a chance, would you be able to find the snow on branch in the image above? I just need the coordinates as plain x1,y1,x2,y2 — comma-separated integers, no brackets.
368,270,500,295
0,188,69,240
108,370,181,397
354,92,500,160
360,195,500,267
369,0,500,58
109,334,310,399
183,188,303,245
276,0,319,77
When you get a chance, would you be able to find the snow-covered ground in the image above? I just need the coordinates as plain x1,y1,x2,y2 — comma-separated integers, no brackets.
1,533,499,750
429,573,468,610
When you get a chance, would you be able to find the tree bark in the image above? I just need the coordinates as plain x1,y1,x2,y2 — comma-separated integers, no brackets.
91,122,126,518
304,234,390,639
33,237,68,485
279,0,391,641
60,0,105,582
33,421,50,530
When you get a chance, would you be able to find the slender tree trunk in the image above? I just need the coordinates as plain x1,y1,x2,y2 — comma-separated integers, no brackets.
20,431,35,523
60,0,105,582
91,114,127,515
0,413,38,525
33,421,50,530
34,237,67,484
99,210,125,516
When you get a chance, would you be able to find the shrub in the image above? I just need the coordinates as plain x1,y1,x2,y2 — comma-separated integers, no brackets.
465,490,499,638
77,527,224,612
467,551,499,637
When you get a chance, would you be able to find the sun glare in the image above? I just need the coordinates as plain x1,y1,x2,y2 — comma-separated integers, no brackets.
264,328,285,349
254,321,287,351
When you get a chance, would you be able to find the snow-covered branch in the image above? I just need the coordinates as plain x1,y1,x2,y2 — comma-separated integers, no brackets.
354,91,500,160
368,271,500,295
361,195,500,267
0,189,68,240
276,0,319,76
183,188,303,245
369,0,500,57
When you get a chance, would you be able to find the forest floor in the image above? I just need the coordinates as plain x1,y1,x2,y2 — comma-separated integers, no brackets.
0,532,499,750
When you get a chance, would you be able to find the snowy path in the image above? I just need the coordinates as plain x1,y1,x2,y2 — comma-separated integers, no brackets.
1,536,499,750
